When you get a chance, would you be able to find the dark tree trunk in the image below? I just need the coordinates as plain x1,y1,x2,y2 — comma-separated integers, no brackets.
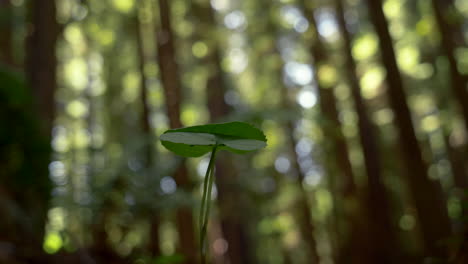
22,0,57,254
299,1,363,262
334,0,401,262
26,0,57,136
365,0,451,257
0,0,14,66
432,0,468,134
299,0,356,199
135,8,162,257
155,0,197,262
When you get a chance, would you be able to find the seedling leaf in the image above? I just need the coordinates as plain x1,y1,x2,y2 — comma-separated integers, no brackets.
159,122,267,157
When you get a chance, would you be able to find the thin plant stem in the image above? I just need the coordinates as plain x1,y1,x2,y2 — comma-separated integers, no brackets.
199,144,218,264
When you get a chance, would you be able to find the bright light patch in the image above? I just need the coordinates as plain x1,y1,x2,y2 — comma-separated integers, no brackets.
197,158,210,177
210,0,230,11
295,138,313,157
112,0,134,13
360,66,385,99
224,11,246,30
281,5,302,26
122,72,140,103
352,33,378,60
192,41,208,58
226,48,248,74
294,17,309,33
317,64,337,87
397,45,420,73
285,62,313,85
65,58,88,91
64,24,84,45
297,90,317,109
315,9,338,39
421,115,440,132
304,172,321,186
49,161,67,185
43,231,63,254
275,156,290,173
160,176,177,194
66,100,88,118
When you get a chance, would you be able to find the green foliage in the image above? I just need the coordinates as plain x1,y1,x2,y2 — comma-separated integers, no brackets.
159,122,267,157
159,122,267,263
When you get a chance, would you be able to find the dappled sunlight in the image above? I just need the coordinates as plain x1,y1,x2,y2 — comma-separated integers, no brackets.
2,0,468,262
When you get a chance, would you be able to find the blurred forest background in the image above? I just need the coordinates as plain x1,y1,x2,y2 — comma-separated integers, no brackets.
1,0,468,263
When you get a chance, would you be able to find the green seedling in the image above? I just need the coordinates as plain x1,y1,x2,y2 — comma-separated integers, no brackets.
160,122,267,263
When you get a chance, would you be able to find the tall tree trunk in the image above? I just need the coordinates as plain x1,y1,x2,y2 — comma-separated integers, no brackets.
193,3,255,263
365,0,451,257
299,0,356,200
135,6,162,257
334,0,401,262
155,0,197,263
299,1,362,262
24,0,57,251
432,0,468,134
258,2,322,261
0,0,14,66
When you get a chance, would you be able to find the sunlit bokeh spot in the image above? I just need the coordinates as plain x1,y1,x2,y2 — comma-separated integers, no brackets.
421,115,440,132
315,9,338,40
48,207,67,230
181,104,208,126
315,189,332,220
397,45,420,73
224,11,246,30
43,231,63,254
160,176,177,194
352,33,378,61
416,17,432,36
122,71,140,103
317,64,337,87
297,89,317,109
296,138,313,157
304,172,321,187
294,17,309,33
280,5,302,28
210,0,230,11
275,156,291,173
65,58,88,91
112,0,134,13
197,158,210,177
360,66,385,99
64,24,84,45
373,108,394,125
66,100,88,118
49,161,67,185
383,0,402,19
192,41,209,58
455,0,468,15
285,62,313,85
225,48,248,74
